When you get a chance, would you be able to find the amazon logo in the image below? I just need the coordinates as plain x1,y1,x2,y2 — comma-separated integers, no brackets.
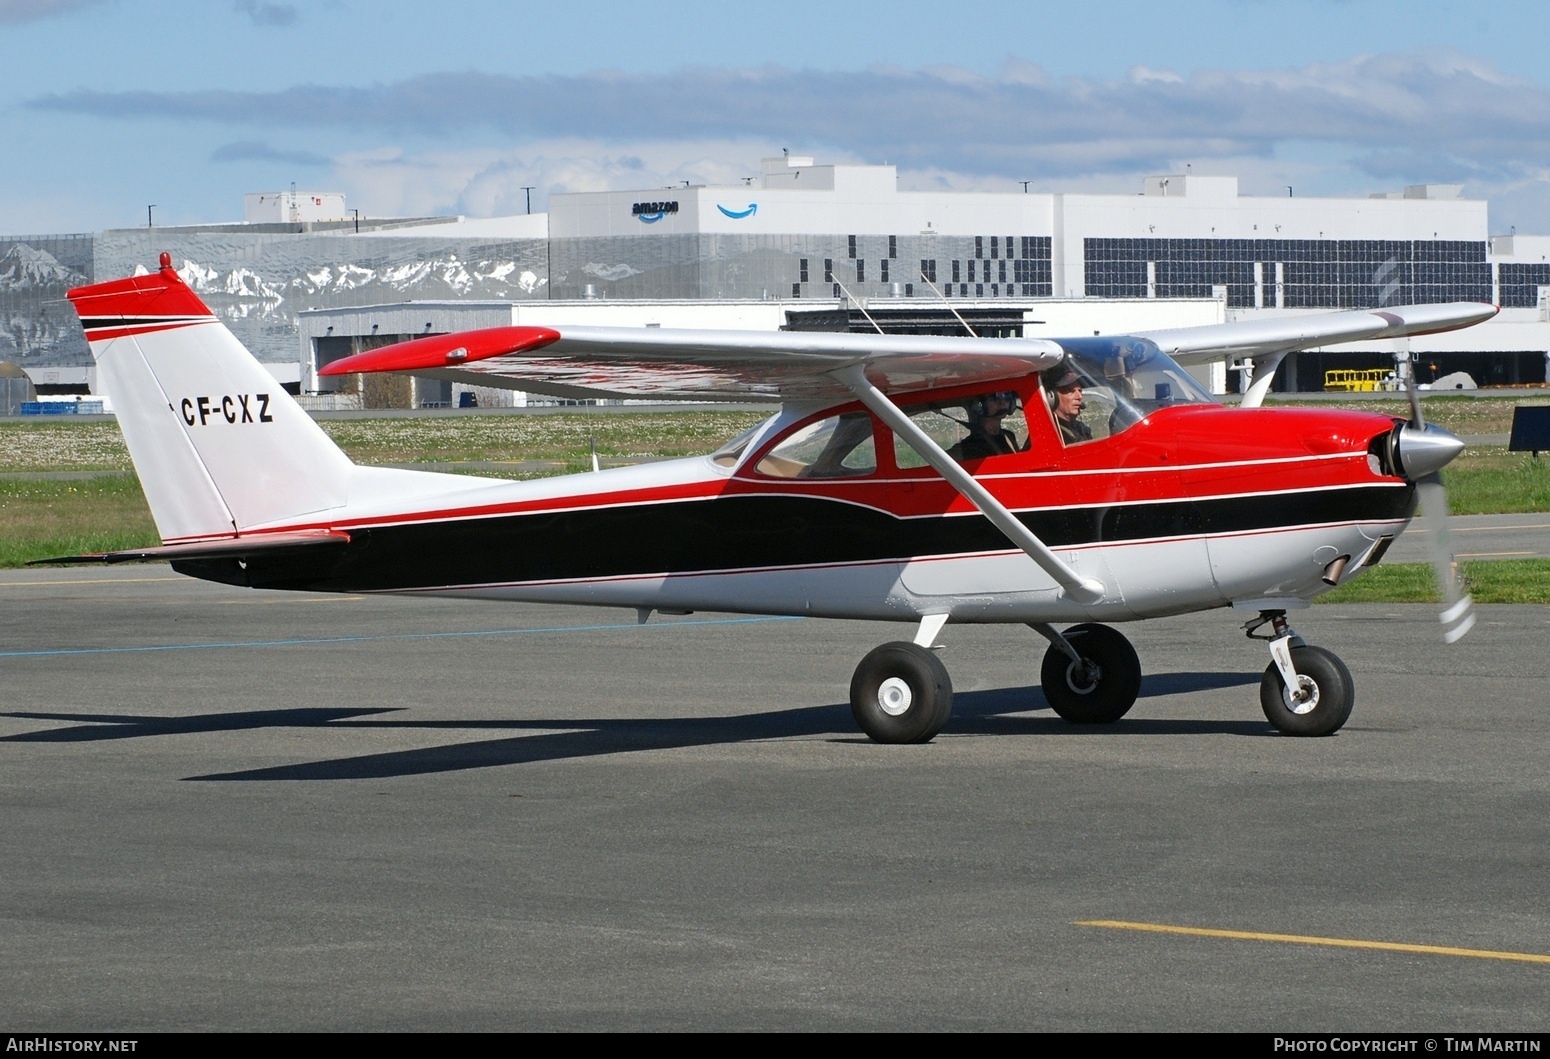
717,203,758,219
633,201,680,223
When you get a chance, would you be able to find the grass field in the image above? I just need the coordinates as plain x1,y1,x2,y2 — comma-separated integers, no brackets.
1316,557,1550,604
0,474,158,568
4,401,1549,603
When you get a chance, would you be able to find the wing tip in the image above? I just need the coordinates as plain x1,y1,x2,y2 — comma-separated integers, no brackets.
318,326,561,376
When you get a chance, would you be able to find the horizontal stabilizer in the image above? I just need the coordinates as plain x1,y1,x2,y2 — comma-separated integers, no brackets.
33,529,352,566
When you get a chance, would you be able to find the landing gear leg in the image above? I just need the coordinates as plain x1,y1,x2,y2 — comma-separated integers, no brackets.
1031,622,1142,724
1244,610,1354,736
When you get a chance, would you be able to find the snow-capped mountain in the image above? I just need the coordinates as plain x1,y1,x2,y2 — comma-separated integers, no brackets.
0,244,88,290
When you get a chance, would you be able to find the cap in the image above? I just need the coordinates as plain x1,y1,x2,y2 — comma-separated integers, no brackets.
1045,367,1083,392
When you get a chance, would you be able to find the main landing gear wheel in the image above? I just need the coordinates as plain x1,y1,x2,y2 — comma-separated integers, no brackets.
1259,644,1354,737
850,642,954,744
1040,623,1142,725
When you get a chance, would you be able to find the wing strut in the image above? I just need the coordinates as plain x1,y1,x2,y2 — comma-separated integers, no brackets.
834,365,1105,605
1239,350,1290,409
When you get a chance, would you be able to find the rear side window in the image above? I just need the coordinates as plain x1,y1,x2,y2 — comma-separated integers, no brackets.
755,412,877,478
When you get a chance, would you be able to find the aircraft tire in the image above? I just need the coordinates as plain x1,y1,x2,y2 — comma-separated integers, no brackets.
850,642,954,744
1259,644,1354,736
1040,623,1142,724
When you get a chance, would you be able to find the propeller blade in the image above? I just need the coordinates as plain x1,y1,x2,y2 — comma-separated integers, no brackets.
1416,473,1475,643
1395,342,1471,642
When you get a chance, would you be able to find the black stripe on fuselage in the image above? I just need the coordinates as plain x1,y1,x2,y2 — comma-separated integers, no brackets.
174,484,1417,593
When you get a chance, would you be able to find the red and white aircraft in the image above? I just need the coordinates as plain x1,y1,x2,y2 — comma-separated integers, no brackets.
62,253,1494,742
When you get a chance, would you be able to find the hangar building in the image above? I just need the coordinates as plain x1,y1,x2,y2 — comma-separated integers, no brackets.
4,156,1548,403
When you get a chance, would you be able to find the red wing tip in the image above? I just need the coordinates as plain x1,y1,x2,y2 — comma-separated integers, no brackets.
318,326,562,376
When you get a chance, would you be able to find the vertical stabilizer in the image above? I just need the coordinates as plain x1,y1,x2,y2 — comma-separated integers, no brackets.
68,253,354,543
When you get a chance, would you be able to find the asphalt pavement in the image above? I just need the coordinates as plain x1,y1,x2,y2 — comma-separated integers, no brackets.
2,568,1547,1031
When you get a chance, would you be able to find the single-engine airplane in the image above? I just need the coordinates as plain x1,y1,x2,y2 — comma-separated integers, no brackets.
58,253,1494,742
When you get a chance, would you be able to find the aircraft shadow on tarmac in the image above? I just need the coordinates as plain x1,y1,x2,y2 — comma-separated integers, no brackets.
0,671,1264,782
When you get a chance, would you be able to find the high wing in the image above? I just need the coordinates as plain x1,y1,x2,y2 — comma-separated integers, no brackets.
1136,302,1499,366
318,303,1499,403
318,326,1068,402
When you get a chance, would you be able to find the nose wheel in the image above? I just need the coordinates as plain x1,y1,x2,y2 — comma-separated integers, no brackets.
1247,611,1355,736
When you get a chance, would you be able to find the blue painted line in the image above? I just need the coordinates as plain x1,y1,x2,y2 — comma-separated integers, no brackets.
0,614,804,658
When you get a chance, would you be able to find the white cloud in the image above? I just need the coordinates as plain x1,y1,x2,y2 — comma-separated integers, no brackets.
1129,66,1184,85
332,139,796,218
25,47,1550,229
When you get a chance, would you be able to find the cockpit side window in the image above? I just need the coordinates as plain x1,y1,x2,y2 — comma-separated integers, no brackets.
893,390,1029,468
754,411,878,478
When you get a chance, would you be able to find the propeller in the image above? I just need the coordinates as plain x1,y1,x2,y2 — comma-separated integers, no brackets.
1392,349,1475,643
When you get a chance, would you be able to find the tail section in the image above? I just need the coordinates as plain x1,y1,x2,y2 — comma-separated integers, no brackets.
69,253,354,543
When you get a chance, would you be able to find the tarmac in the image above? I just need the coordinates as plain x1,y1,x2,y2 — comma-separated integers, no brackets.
2,567,1548,1031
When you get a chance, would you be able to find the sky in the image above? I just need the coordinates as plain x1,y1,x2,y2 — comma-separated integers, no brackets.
4,0,1550,236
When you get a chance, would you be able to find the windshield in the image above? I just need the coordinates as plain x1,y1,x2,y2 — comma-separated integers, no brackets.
1042,337,1216,443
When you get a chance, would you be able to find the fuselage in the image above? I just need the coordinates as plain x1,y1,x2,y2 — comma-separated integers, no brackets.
175,384,1415,626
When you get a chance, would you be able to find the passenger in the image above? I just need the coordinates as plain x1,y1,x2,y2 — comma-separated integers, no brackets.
1045,366,1092,444
951,391,1022,459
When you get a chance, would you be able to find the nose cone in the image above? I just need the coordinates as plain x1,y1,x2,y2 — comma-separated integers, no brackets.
1395,421,1465,480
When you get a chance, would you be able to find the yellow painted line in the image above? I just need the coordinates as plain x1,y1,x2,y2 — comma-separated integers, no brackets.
1077,920,1550,965
0,576,182,588
217,596,364,605
1456,522,1550,533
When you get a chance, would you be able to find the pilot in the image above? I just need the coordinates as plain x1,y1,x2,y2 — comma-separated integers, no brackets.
1045,366,1092,444
951,391,1023,459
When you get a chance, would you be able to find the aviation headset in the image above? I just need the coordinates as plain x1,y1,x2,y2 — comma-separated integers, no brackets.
966,391,1020,418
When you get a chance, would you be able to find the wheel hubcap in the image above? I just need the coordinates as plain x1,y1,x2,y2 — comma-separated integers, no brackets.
877,677,913,716
1065,661,1101,695
1284,675,1320,714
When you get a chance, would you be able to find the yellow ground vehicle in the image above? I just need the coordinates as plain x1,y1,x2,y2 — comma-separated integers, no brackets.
1324,368,1391,392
